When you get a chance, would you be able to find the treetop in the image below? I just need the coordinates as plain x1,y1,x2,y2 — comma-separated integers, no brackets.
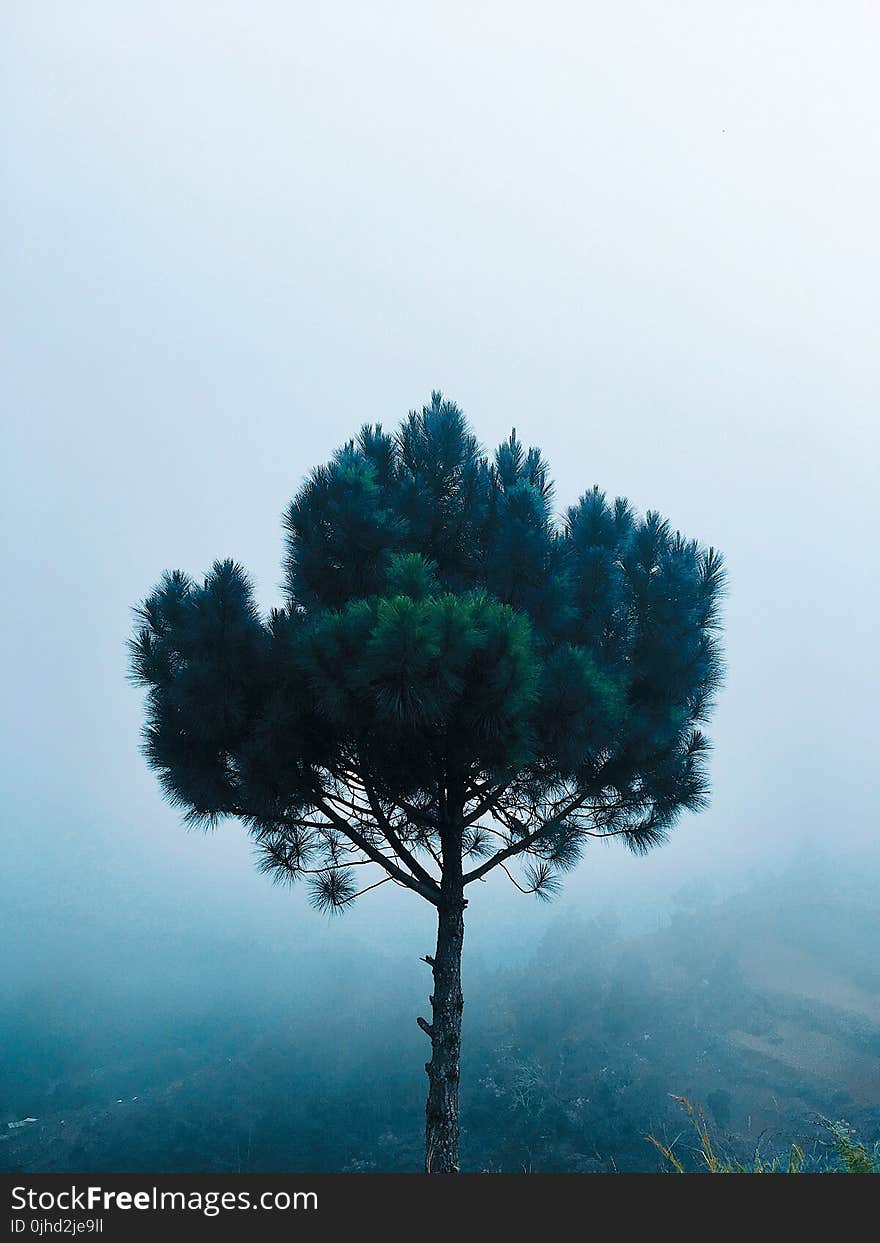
130,392,724,911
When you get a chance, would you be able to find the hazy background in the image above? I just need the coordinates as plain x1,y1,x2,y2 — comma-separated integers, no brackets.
2,2,878,1170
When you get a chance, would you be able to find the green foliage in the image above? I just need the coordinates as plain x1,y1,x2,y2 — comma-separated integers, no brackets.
130,392,725,908
650,1099,878,1174
830,1121,878,1173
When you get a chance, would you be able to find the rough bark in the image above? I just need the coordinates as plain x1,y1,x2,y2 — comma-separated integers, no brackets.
421,845,465,1174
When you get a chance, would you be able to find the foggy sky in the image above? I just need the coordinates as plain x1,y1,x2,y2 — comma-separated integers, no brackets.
2,3,878,993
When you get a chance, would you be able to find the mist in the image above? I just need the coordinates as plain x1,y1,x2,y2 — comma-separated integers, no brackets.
2,3,878,1172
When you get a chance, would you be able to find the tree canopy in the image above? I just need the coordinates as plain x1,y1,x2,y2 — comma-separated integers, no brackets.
129,393,724,912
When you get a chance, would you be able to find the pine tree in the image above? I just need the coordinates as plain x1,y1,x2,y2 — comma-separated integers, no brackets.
129,392,725,1173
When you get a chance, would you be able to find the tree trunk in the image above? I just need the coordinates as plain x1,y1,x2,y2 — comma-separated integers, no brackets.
422,871,465,1173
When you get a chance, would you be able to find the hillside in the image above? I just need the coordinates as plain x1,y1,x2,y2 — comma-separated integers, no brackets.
4,865,879,1173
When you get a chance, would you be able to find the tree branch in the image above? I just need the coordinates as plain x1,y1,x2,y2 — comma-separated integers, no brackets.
462,823,550,885
462,789,634,886
314,793,440,905
345,875,395,904
358,767,441,892
462,778,514,827
498,861,536,895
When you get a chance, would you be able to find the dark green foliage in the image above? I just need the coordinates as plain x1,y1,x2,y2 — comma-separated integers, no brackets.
130,392,724,908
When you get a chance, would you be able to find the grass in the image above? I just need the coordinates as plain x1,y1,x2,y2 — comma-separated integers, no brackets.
647,1096,878,1174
